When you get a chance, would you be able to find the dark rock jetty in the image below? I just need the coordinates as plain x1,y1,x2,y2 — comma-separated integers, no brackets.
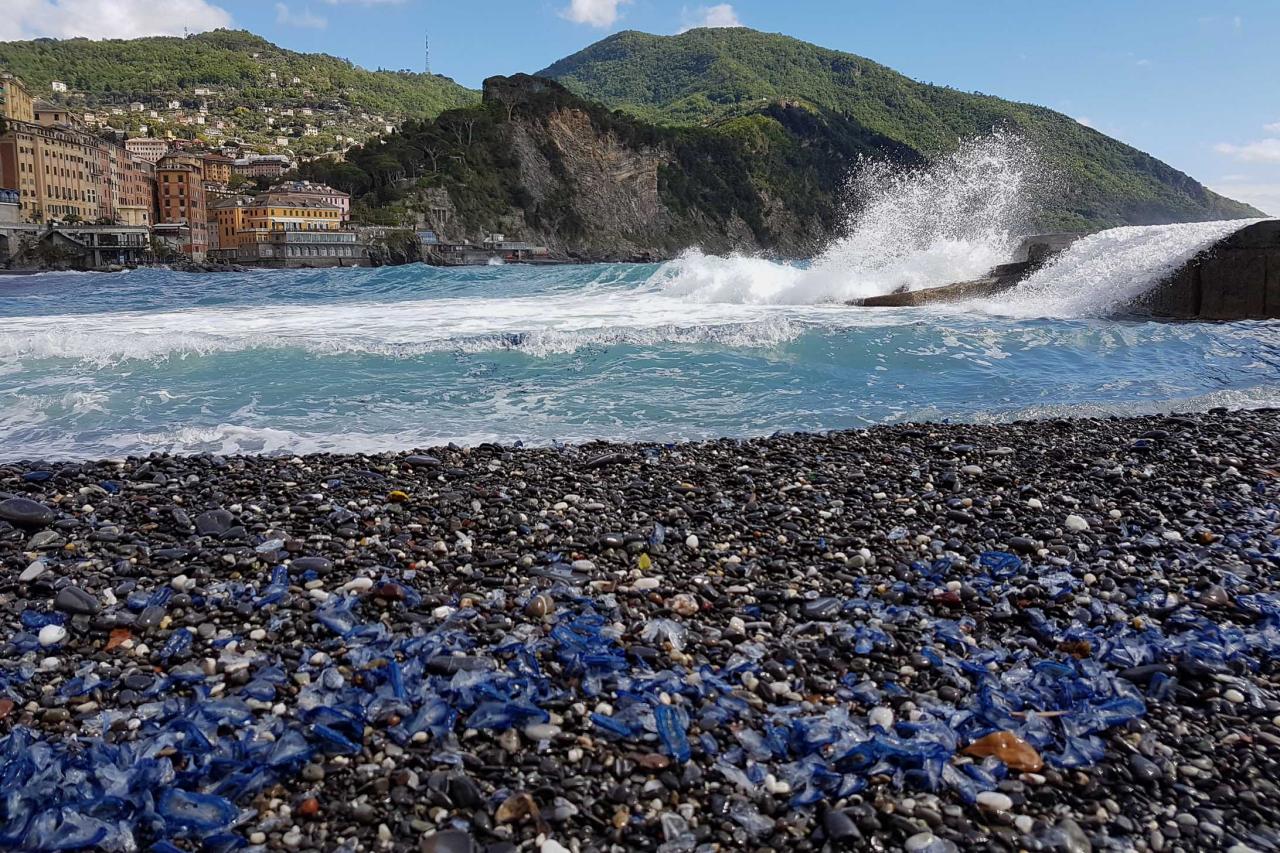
1,409,1278,852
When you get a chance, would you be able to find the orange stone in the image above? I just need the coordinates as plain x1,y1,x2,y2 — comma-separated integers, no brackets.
963,730,1044,772
297,798,320,818
104,628,132,652
0,698,13,720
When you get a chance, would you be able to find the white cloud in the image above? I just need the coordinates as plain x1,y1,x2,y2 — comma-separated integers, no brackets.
1214,138,1280,164
560,0,630,27
1211,179,1280,216
275,2,327,29
1076,116,1095,128
0,0,231,40
679,3,742,31
1264,122,1280,135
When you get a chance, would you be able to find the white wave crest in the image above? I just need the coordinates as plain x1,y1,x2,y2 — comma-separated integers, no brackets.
651,131,1039,305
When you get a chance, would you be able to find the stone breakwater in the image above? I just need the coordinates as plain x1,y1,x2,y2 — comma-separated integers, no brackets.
0,411,1278,852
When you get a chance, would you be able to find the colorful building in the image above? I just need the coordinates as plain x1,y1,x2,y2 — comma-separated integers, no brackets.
269,180,351,221
155,152,208,260
209,190,364,267
124,137,169,164
232,153,293,180
0,74,35,124
201,151,234,185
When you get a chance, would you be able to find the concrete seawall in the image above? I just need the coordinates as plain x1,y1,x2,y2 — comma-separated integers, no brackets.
1139,220,1280,320
854,221,1280,320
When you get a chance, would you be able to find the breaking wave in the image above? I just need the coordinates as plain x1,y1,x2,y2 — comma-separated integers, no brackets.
982,219,1266,318
651,131,1041,304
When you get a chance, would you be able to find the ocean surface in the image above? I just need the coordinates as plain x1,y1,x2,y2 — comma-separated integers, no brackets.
1,136,1276,461
0,221,1276,461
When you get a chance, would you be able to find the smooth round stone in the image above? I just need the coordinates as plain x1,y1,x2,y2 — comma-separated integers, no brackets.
1065,514,1089,532
523,723,560,741
19,561,48,582
38,624,67,646
904,832,944,852
194,508,234,536
0,497,55,529
633,577,661,590
961,465,983,476
420,829,476,853
54,585,100,616
976,791,1013,811
802,597,841,620
571,559,595,572
291,556,334,574
1223,688,1245,703
405,454,442,467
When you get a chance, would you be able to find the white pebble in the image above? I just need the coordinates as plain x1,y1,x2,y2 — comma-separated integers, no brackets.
976,791,1013,811
961,465,983,476
905,833,940,852
19,561,47,582
1064,514,1089,532
1014,814,1034,833
541,841,571,853
685,534,699,549
38,624,67,646
1026,498,1043,509
868,706,894,730
1223,688,1245,703
433,605,456,619
342,576,373,593
633,577,660,591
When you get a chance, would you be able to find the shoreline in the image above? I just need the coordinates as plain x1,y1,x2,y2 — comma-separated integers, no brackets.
1,409,1277,850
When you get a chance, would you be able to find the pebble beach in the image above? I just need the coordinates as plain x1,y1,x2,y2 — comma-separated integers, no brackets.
1,409,1278,852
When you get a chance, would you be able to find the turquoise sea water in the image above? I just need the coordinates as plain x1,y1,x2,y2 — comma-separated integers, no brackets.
0,254,1276,460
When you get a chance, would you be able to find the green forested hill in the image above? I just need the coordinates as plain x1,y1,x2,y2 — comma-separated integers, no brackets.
0,30,477,117
540,28,1261,230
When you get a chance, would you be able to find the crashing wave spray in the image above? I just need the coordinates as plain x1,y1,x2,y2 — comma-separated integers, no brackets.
652,131,1042,304
986,218,1265,318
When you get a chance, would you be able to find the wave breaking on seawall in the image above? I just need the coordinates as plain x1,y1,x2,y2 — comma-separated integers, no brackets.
651,132,1040,305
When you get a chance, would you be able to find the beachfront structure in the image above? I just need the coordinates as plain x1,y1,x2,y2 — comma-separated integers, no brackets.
269,180,350,221
125,137,170,164
209,191,365,267
0,113,101,222
155,152,209,261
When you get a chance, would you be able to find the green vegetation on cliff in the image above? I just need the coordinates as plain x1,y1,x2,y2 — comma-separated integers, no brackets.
540,28,1262,230
0,30,476,118
297,75,916,255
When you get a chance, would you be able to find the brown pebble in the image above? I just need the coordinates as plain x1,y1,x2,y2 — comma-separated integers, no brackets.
964,730,1045,772
297,798,320,818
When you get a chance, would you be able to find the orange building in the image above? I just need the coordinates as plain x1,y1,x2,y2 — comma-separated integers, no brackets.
201,151,233,185
155,152,208,260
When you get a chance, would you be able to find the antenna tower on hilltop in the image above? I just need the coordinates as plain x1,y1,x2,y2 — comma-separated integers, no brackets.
424,32,430,74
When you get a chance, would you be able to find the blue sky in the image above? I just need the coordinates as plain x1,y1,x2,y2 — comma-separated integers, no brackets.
4,0,1277,213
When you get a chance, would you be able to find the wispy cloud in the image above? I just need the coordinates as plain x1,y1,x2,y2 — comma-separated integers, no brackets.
1265,122,1280,135
679,3,742,32
1215,139,1280,163
1076,116,1095,129
1211,179,1280,216
0,0,231,40
275,2,327,29
560,0,630,27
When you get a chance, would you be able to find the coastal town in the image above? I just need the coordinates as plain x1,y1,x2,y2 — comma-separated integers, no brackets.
0,71,549,270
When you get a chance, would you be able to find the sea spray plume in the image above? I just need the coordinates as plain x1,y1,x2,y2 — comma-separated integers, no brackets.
652,132,1045,304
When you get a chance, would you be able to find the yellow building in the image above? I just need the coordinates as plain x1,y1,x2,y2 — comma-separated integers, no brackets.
0,120,101,222
0,74,35,124
209,191,360,266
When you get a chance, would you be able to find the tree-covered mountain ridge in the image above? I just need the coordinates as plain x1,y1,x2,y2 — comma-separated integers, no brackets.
0,30,477,155
539,27,1261,229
